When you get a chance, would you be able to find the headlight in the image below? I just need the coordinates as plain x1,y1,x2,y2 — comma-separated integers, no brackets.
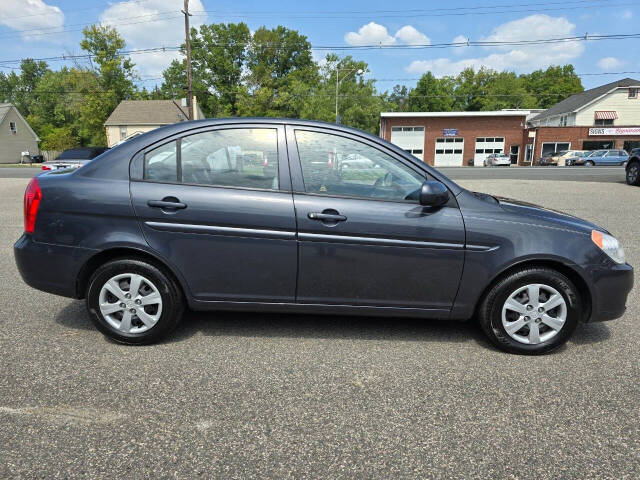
591,230,625,264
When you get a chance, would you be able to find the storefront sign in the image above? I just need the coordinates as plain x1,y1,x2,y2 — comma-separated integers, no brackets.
589,127,640,136
443,128,458,136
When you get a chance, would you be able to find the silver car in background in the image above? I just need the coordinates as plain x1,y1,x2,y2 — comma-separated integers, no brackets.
484,153,511,167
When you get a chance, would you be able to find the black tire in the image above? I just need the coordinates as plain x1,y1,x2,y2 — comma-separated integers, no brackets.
584,160,594,166
478,267,582,355
86,258,184,345
626,161,640,186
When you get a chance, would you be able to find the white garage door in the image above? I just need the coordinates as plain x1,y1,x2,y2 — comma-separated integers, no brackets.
434,137,464,166
474,137,505,167
390,126,425,160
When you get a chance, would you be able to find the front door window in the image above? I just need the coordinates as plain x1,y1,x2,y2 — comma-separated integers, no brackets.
294,130,424,202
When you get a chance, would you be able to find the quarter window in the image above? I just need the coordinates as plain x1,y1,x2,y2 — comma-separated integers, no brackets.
295,130,424,202
144,141,178,182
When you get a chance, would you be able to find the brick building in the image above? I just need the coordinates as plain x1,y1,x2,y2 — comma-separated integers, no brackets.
380,78,640,167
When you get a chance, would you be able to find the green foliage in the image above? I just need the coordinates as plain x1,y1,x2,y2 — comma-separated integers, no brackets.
40,126,80,151
5,20,588,149
396,66,583,114
408,72,455,112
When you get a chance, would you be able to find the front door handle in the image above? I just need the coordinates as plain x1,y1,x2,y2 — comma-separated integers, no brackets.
148,199,187,210
308,212,347,222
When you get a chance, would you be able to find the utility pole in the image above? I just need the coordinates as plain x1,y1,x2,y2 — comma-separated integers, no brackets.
182,0,193,120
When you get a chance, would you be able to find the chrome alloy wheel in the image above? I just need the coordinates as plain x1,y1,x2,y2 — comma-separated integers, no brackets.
501,283,567,345
98,273,162,333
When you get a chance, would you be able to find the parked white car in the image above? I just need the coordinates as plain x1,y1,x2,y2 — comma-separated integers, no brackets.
484,153,511,167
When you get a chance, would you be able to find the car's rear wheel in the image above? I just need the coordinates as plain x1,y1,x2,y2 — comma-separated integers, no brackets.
478,267,581,355
626,161,640,186
584,160,594,166
86,259,184,344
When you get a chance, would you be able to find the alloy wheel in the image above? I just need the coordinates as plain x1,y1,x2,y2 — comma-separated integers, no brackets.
98,273,163,333
501,283,567,345
628,164,639,184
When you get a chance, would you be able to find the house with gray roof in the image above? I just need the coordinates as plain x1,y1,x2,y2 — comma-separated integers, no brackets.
526,78,640,161
104,98,204,147
0,103,40,164
529,78,640,128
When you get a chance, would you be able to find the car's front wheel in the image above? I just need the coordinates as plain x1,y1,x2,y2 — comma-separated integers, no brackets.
478,267,581,354
86,258,184,344
584,160,595,166
626,161,640,186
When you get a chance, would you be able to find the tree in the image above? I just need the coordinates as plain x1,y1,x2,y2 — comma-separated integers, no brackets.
78,25,136,145
408,72,455,112
386,84,409,112
520,65,583,109
190,22,251,116
0,59,49,116
481,71,537,110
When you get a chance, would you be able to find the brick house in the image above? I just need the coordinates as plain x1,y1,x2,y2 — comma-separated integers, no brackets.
379,110,537,167
379,78,640,167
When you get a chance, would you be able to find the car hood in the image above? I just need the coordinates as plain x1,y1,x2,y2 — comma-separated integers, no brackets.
495,196,606,234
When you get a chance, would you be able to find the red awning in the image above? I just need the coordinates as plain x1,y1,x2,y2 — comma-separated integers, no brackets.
595,111,618,120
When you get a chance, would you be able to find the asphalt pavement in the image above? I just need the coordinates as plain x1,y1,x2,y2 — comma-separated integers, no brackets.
1,177,639,479
0,164,628,183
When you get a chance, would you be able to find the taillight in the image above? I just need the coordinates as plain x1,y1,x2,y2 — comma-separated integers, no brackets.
24,177,42,234
41,165,51,171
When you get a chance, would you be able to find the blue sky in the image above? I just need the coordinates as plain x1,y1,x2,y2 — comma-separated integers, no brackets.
1,0,639,91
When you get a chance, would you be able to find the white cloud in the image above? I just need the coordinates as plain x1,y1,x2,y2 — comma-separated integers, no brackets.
394,26,430,46
407,15,585,76
99,0,207,77
619,10,633,20
345,22,430,47
452,35,469,56
0,0,64,40
597,57,624,71
345,22,396,46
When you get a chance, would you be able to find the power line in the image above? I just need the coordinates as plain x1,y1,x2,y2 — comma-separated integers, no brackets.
198,0,632,19
0,0,628,39
2,31,640,66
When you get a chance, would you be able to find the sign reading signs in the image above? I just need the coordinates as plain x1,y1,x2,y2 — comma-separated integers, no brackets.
589,127,640,136
443,128,458,136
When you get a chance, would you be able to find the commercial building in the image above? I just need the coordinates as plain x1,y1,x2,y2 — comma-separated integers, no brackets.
380,110,536,167
380,78,640,166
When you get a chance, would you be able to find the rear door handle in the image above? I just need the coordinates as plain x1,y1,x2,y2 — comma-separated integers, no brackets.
148,199,187,210
308,212,347,222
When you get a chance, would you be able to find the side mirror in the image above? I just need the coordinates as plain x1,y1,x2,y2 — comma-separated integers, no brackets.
419,180,449,207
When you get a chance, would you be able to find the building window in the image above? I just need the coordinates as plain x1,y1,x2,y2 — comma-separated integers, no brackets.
391,126,424,132
629,88,637,99
9,121,16,134
594,119,614,126
120,126,127,140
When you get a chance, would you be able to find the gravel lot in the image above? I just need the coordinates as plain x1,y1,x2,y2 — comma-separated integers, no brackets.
1,177,638,479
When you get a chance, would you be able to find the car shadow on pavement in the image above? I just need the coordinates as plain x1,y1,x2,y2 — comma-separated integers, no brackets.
54,300,611,350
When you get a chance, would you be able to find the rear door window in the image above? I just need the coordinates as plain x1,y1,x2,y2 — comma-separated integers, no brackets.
180,128,279,190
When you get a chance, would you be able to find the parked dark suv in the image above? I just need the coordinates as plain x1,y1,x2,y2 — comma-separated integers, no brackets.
626,148,640,186
14,119,633,354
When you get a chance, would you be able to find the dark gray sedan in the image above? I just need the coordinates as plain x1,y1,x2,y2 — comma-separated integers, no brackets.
14,119,633,354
